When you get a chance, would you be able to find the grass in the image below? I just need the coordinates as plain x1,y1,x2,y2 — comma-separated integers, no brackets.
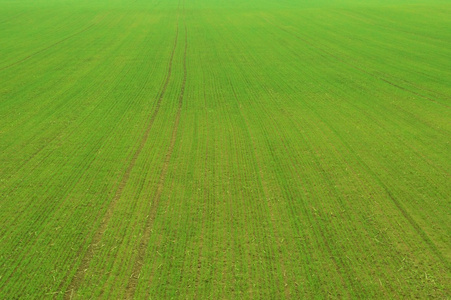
0,0,450,298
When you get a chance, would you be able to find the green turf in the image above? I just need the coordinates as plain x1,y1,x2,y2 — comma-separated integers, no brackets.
0,0,450,298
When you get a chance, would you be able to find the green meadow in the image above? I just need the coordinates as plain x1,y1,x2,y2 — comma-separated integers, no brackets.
0,0,450,298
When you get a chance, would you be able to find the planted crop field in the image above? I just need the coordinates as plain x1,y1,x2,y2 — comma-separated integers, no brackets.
0,0,450,298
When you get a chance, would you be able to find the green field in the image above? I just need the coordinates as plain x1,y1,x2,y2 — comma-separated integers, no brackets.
0,0,450,298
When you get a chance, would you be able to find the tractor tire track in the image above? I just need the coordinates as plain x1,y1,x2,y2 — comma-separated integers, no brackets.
125,22,188,300
269,32,450,179
337,9,447,44
64,21,180,298
0,12,25,24
298,97,451,270
265,18,450,109
0,19,103,72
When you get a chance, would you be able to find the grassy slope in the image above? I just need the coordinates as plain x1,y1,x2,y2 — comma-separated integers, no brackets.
0,0,449,298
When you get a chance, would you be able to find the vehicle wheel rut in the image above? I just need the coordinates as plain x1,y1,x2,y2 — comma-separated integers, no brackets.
0,18,104,72
125,18,188,300
264,18,450,109
63,19,180,299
